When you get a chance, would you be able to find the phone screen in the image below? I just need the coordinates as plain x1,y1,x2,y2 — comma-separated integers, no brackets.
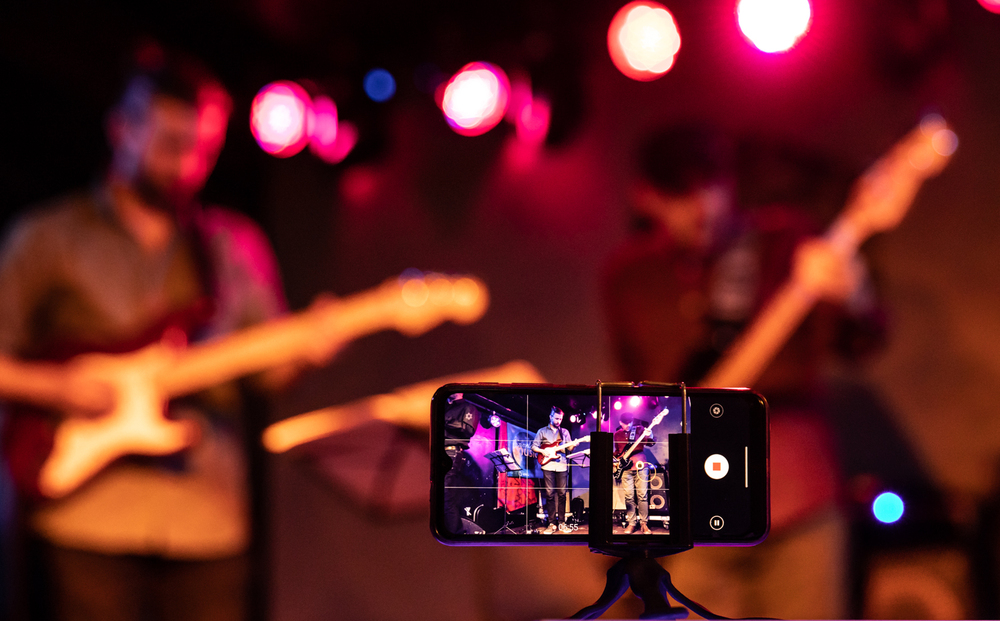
431,384,767,546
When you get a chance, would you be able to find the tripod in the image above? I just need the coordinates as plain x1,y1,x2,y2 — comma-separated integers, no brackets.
572,553,725,619
575,382,728,619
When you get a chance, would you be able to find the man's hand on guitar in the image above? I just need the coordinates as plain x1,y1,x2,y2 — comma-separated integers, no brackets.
60,341,182,419
793,238,867,304
59,360,116,419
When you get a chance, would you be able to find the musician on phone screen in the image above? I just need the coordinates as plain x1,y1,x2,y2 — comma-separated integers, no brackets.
531,406,572,534
613,411,655,535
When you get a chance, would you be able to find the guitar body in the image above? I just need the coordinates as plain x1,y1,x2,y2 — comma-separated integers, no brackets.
536,439,564,467
611,455,631,483
3,410,55,500
3,345,199,500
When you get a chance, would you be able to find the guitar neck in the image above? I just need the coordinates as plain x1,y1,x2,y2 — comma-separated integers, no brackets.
700,117,955,388
701,203,864,389
159,286,414,398
699,280,817,388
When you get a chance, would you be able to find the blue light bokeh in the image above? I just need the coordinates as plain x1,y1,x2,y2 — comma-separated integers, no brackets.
364,68,396,102
872,491,905,524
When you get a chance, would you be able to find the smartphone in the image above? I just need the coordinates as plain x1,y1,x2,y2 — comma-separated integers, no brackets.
431,383,768,546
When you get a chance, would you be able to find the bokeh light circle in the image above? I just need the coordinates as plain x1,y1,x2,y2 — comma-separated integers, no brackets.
364,68,397,102
440,62,510,136
872,491,905,524
978,0,1000,14
737,0,812,53
250,81,314,157
608,1,681,81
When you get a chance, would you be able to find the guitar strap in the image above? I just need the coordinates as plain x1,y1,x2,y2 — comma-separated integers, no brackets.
178,205,221,343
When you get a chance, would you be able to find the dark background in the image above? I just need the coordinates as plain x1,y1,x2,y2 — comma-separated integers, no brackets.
3,0,1000,618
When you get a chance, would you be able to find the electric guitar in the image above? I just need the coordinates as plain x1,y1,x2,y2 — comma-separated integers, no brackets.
10,272,489,499
702,116,956,388
613,408,669,482
536,434,591,467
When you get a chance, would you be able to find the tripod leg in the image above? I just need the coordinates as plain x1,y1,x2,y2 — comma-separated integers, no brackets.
624,557,690,619
658,564,728,620
569,558,631,619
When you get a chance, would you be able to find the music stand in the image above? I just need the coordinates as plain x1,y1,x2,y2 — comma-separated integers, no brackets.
485,449,522,534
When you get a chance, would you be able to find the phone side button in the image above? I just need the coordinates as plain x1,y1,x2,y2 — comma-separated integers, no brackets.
709,515,725,531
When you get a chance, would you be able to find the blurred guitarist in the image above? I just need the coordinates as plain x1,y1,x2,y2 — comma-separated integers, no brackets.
603,125,887,619
613,411,655,535
0,47,339,621
531,406,572,534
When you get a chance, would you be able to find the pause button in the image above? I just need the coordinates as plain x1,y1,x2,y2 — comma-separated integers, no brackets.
710,515,725,531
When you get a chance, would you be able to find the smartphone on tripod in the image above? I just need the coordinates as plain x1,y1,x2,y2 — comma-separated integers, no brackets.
431,382,768,546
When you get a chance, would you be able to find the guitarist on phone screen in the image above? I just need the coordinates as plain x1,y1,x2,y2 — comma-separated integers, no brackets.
613,411,657,535
531,406,574,534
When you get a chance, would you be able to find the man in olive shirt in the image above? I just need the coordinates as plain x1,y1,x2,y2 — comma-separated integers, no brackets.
0,50,336,621
531,406,572,534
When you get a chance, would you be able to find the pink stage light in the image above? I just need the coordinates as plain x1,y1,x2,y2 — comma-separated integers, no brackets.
440,62,510,136
313,120,358,165
737,0,812,53
978,0,1000,13
308,95,340,163
507,74,551,146
250,81,314,157
608,1,681,81
515,96,551,145
309,95,338,150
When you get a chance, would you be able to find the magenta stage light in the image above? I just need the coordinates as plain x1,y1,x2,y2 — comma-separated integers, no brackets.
439,62,510,137
250,81,314,157
978,0,1000,14
737,0,812,53
608,1,681,81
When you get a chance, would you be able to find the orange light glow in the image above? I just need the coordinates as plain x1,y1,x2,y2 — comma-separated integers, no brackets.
440,62,510,136
608,1,681,81
428,276,455,306
451,277,482,311
401,278,430,307
250,81,314,157
737,0,812,53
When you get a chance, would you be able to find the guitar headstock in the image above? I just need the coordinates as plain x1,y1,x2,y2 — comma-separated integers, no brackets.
390,272,490,336
836,115,957,248
651,408,669,426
